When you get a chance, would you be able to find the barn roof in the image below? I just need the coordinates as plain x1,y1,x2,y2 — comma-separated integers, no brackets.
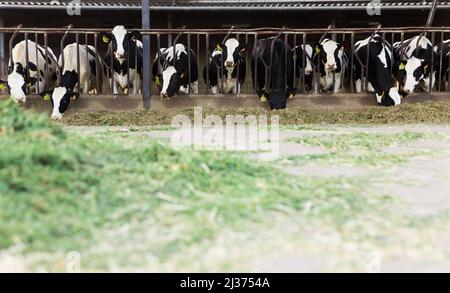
1,0,450,11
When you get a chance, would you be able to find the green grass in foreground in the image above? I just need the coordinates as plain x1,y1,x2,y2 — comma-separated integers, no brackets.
0,100,392,270
63,101,450,126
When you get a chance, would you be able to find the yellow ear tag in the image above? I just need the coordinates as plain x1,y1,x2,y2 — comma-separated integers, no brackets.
155,76,161,86
315,46,321,54
216,45,223,52
240,48,246,53
180,73,184,79
43,94,51,101
260,94,267,102
399,63,406,70
424,64,429,70
102,36,110,43
0,83,6,90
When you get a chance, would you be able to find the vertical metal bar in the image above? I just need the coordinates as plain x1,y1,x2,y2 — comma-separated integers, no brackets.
110,43,114,94
206,33,210,94
187,32,191,95
135,33,138,94
245,33,249,94
235,33,240,95
196,33,200,94
94,33,100,94
438,32,444,92
127,36,131,95
284,32,288,96
253,33,258,92
292,34,297,92
350,33,355,93
76,33,81,95
302,34,306,93
142,0,151,109
430,31,435,93
44,33,49,92
85,33,89,94
24,32,29,95
34,32,40,94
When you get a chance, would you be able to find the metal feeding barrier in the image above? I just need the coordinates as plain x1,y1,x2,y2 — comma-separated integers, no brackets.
1,25,450,107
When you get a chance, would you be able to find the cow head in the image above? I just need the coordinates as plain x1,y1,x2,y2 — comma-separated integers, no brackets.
216,38,247,71
102,26,139,61
294,45,313,76
401,57,430,94
160,66,182,98
379,87,402,107
50,86,77,120
315,39,343,71
5,63,36,103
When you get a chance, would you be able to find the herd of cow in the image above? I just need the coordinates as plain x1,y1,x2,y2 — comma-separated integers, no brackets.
1,25,450,119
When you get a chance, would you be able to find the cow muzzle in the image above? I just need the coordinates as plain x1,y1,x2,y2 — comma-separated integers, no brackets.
326,64,336,70
51,113,63,121
225,61,234,68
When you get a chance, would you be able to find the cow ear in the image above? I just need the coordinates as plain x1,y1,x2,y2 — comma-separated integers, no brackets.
100,32,112,44
216,44,223,52
422,60,429,70
314,43,322,55
0,79,6,90
180,72,184,79
71,92,79,100
128,30,140,40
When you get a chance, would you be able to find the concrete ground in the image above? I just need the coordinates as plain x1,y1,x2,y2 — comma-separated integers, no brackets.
65,124,450,272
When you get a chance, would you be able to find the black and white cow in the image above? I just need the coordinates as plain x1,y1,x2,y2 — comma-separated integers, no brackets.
102,25,143,94
353,34,401,106
51,43,108,120
0,40,58,103
292,44,314,93
393,36,437,94
314,38,348,93
434,39,450,90
251,37,295,110
151,43,198,98
203,38,247,94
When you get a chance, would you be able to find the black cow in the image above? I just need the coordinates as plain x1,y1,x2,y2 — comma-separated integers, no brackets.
251,37,295,110
51,44,108,120
102,25,143,94
393,36,437,94
151,43,198,98
353,34,401,106
203,38,247,94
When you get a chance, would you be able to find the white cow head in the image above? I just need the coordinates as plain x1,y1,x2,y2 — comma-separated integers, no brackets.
50,86,77,120
102,25,139,61
159,66,182,98
4,63,36,103
221,38,247,71
316,39,343,71
400,56,430,94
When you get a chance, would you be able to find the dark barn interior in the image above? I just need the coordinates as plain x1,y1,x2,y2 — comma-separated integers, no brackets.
1,0,450,93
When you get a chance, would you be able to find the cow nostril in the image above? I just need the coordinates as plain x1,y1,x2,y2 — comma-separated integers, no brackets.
225,62,234,67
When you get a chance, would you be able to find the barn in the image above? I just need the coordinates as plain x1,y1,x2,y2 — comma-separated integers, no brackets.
1,0,450,60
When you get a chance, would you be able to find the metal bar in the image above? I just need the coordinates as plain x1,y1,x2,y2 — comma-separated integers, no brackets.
187,32,191,95
142,0,151,109
85,33,89,94
438,32,444,92
76,33,81,95
430,31,435,93
205,33,209,94
24,32,29,95
349,33,355,93
44,33,49,94
34,32,40,94
253,33,258,93
94,33,100,94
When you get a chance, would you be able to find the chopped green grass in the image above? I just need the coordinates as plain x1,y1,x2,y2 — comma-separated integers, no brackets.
63,101,450,126
0,100,392,270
